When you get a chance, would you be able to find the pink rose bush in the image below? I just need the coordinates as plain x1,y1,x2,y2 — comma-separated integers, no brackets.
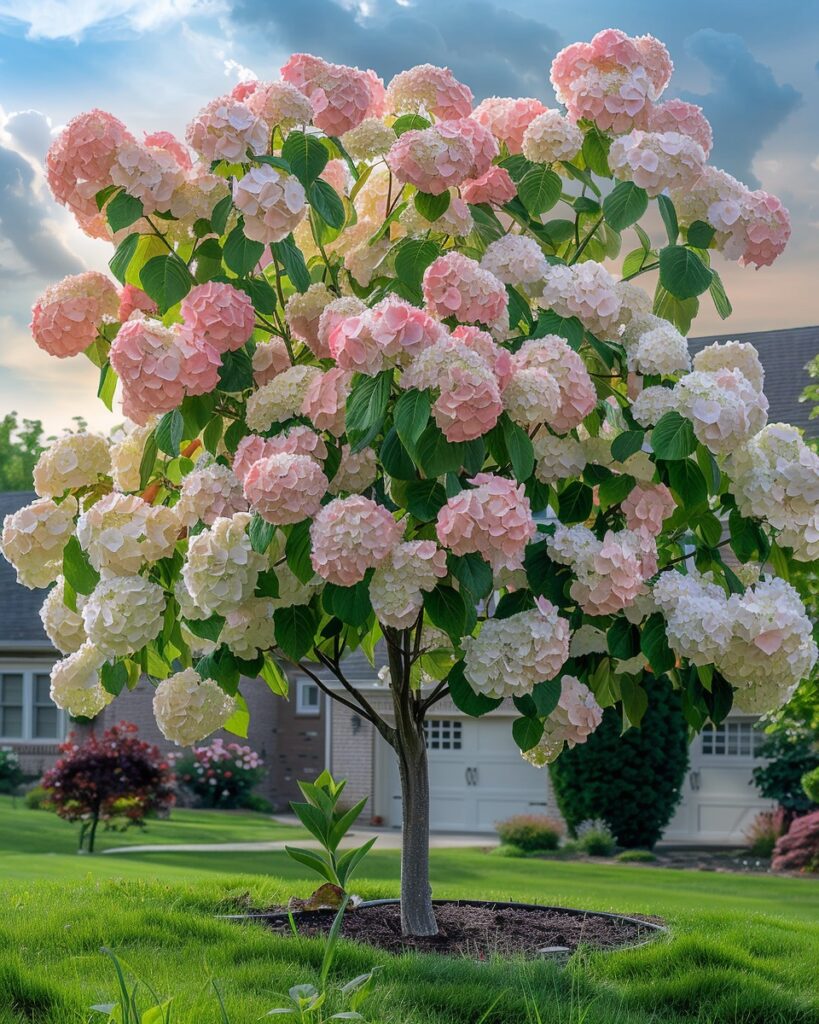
8,32,813,885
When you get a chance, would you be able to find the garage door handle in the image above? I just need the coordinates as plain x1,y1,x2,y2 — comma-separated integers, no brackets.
689,770,700,791
465,767,478,786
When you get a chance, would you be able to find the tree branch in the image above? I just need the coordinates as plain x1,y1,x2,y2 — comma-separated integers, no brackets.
285,658,371,722
313,649,394,744
419,681,450,715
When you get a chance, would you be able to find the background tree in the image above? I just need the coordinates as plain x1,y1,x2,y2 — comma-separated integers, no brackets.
0,413,45,491
41,722,175,853
549,673,689,849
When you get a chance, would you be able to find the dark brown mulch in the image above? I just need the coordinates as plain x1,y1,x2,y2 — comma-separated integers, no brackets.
260,901,660,959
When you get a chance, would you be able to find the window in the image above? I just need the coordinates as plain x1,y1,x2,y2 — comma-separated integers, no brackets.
701,720,763,758
424,719,462,751
296,679,321,716
0,667,64,741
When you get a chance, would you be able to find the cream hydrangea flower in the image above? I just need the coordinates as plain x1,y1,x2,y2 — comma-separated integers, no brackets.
153,668,236,746
246,365,322,432
110,421,155,492
692,340,764,393
533,434,587,484
81,575,166,657
521,110,583,164
182,512,266,616
1,496,77,589
33,432,111,497
341,117,396,161
480,235,549,292
49,641,111,718
462,598,570,698
631,385,679,427
674,368,768,455
77,493,179,575
523,676,603,766
652,569,734,668
328,445,378,495
177,460,247,527
40,577,86,654
222,597,275,659
540,262,622,338
369,541,447,629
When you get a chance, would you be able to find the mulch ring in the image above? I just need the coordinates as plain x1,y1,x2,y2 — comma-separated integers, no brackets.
255,900,664,959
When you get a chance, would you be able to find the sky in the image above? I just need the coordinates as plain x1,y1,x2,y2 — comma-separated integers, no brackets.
0,0,817,435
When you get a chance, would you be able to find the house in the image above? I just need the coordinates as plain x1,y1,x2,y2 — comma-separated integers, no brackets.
2,324,816,841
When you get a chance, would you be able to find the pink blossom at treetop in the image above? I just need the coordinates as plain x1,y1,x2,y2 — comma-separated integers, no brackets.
310,495,402,585
471,96,549,154
386,123,475,195
118,284,157,322
387,64,473,121
242,452,328,525
281,53,376,135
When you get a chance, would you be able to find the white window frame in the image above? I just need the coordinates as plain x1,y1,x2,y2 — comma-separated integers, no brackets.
0,661,66,743
423,718,463,752
699,717,764,763
295,678,321,716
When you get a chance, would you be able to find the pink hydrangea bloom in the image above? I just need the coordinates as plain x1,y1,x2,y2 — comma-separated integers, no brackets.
252,339,291,386
180,282,255,355
461,166,517,206
363,69,387,117
143,130,193,170
232,164,307,244
321,158,349,196
234,427,327,482
471,96,548,154
327,312,382,374
436,473,536,571
609,130,705,197
285,283,335,357
647,99,712,156
524,675,603,765
244,80,314,132
621,483,675,536
423,252,508,328
451,325,512,389
118,285,157,322
505,336,596,433
386,124,475,195
302,367,353,436
387,64,473,120
185,95,269,162
243,452,328,525
369,541,447,629
670,166,750,260
231,79,260,102
31,272,119,359
281,53,373,135
438,118,498,178
46,109,135,238
110,140,186,214
110,317,220,425
368,295,444,363
741,191,791,268
310,496,402,586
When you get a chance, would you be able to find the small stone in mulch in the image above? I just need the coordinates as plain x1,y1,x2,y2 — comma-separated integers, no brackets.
261,902,659,959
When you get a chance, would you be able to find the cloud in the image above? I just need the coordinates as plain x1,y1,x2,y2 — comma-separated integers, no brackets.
231,0,560,98
681,29,801,186
0,0,224,40
3,110,54,161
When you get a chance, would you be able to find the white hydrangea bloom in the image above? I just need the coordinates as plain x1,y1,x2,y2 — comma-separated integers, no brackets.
222,597,275,659
627,320,691,376
81,575,166,657
49,641,111,718
1,496,77,589
675,368,768,454
341,117,396,161
614,281,653,326
33,432,111,497
540,262,621,338
652,570,733,667
177,460,247,527
271,564,323,609
533,434,587,484
110,421,155,492
246,365,321,431
523,676,603,766
40,577,86,654
480,235,549,292
462,598,570,698
631,385,679,427
693,340,764,393
609,130,705,197
728,423,819,561
369,541,447,629
182,512,266,616
328,445,378,495
152,668,236,746
77,493,179,575
521,110,583,164
399,196,474,239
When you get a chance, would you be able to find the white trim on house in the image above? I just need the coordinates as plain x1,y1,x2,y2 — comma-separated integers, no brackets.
295,677,321,716
0,659,66,744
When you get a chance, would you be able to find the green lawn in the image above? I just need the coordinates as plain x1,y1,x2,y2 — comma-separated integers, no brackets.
1,799,817,1023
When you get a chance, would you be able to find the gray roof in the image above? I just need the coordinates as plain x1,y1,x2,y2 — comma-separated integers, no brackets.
0,491,53,651
689,324,818,437
0,325,816,646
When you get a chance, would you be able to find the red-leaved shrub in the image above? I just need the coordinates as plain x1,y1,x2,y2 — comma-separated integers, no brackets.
744,808,787,857
42,722,175,852
771,810,819,873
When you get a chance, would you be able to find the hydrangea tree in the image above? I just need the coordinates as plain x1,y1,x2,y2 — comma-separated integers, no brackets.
2,29,817,934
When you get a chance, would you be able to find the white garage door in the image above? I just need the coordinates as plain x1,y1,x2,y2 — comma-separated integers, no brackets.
387,716,551,833
663,716,774,843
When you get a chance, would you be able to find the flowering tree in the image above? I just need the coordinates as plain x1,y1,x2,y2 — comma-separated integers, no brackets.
2,30,817,933
174,738,265,808
41,722,175,852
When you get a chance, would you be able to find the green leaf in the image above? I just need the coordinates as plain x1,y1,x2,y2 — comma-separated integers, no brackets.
346,370,392,452
95,184,119,210
155,409,184,457
501,417,534,483
653,283,698,334
415,424,464,478
100,661,128,697
656,194,679,244
394,387,430,454
380,428,416,480
517,166,562,217
709,270,732,320
423,585,467,640
248,514,277,554
392,113,431,135
447,660,503,717
62,536,100,596
667,458,707,508
394,239,440,291
403,479,447,520
139,253,193,313
531,677,562,718
185,614,226,643
106,189,144,233
97,363,117,412
512,716,544,752
557,481,593,524
694,511,723,548
217,348,254,393
286,520,314,583
640,614,676,675
703,672,733,725
603,181,648,231
139,432,158,488
323,580,373,627
255,568,280,599
728,509,766,562
608,618,640,660
687,220,715,249
223,223,264,276
659,245,713,300
620,674,649,728
448,552,493,601
651,411,697,461
274,604,318,661
271,236,311,293
210,194,233,235
261,656,289,696
309,179,345,229
610,429,644,462
531,310,584,348
108,232,140,284
498,154,536,182
597,473,635,510
581,127,611,176
414,190,450,222
506,285,533,331
282,130,329,185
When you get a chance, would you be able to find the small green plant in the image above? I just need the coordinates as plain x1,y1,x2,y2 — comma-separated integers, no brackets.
24,784,52,810
91,947,172,1024
488,842,527,858
745,808,787,857
0,748,24,795
616,849,657,863
576,819,616,857
495,814,563,852
802,765,819,804
285,771,376,894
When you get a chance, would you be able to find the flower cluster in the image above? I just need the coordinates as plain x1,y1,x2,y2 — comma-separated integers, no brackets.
49,641,111,718
386,123,475,195
33,432,111,498
40,577,86,654
609,130,705,196
1,496,77,589
423,252,508,329
521,111,583,165
82,575,165,657
153,669,236,746
621,483,675,536
243,452,328,525
436,474,535,571
281,53,377,135
674,368,768,455
182,513,266,616
621,314,690,376
540,262,621,338
177,461,248,527
505,336,596,433
471,96,548,153
369,541,448,628
173,738,264,808
77,493,178,575
221,597,276,659
310,496,402,585
387,64,473,121
232,164,307,244
110,422,155,492
533,434,587,484
523,676,603,766
31,273,119,359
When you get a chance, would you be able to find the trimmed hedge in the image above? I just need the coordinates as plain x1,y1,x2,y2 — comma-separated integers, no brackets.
549,673,689,849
